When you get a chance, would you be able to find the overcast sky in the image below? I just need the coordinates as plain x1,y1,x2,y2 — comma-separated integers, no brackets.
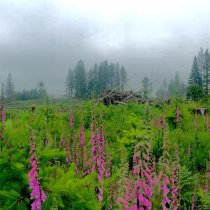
0,0,210,95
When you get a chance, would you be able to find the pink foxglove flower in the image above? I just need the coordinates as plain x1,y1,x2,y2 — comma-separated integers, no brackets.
60,137,65,147
1,84,5,123
90,125,107,202
132,143,153,210
75,150,79,174
90,131,96,171
70,112,74,129
171,146,180,209
130,204,138,210
162,177,171,209
98,187,103,202
66,145,71,166
157,119,161,130
123,179,131,210
29,143,46,210
162,116,166,129
204,185,208,194
80,124,85,166
176,107,180,123
191,195,197,210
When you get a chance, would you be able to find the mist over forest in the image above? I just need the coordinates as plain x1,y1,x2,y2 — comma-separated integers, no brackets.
1,0,210,96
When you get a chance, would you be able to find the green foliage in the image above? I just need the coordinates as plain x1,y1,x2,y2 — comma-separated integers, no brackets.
187,84,204,101
179,166,195,207
42,164,100,209
1,100,210,209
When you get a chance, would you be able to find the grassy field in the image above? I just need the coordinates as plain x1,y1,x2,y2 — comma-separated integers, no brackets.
0,99,210,209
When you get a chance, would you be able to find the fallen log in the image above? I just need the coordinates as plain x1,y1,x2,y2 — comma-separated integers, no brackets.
98,90,144,105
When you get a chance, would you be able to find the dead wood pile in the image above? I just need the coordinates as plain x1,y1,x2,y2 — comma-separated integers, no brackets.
98,90,147,105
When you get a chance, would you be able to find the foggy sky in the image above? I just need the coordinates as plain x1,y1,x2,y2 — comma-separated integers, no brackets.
1,0,210,96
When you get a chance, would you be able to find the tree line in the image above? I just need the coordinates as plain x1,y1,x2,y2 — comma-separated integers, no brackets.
1,73,47,102
2,51,210,102
187,47,210,100
65,60,128,99
156,72,187,99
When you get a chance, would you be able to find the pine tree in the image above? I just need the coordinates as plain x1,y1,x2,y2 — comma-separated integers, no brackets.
87,67,94,97
187,56,203,100
74,60,86,98
114,63,120,90
109,63,115,89
203,49,210,94
92,63,99,96
142,76,150,99
188,57,202,86
197,47,204,79
5,72,15,102
98,61,109,94
65,67,75,99
120,65,128,91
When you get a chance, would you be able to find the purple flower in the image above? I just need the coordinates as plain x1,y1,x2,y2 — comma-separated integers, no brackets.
29,143,46,210
70,112,74,129
1,85,5,123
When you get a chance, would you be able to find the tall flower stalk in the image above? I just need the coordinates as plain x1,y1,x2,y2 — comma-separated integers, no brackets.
171,146,180,209
159,132,172,209
1,84,5,126
96,128,105,202
90,129,96,171
79,124,90,175
191,195,197,210
70,112,74,129
80,124,85,167
90,121,106,202
131,142,154,209
29,130,46,210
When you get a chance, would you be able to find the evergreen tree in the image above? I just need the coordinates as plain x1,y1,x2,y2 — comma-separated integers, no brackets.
15,89,40,100
197,47,204,78
203,49,210,94
156,74,186,99
71,60,128,98
109,63,115,89
114,63,120,90
120,65,128,91
74,60,86,98
188,57,202,86
142,76,150,99
98,61,109,94
5,72,15,102
87,67,94,97
65,67,75,99
187,56,203,100
168,72,182,97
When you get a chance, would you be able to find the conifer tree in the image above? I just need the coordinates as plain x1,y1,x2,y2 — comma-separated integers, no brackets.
187,56,203,100
120,65,128,91
5,72,15,102
74,60,86,98
142,76,150,99
65,67,75,99
203,49,210,94
188,56,202,86
115,63,120,90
